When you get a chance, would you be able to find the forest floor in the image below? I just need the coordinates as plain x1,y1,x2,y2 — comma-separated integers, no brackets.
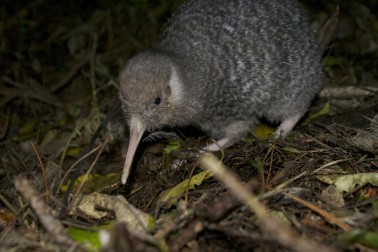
0,0,378,251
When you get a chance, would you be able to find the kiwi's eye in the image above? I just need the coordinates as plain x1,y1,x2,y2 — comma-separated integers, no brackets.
153,97,161,105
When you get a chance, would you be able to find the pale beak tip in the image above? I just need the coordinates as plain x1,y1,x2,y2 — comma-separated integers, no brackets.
121,174,127,185
121,118,146,185
121,163,130,184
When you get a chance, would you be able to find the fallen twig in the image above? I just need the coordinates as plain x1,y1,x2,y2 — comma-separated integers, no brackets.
282,192,352,231
14,175,75,246
200,154,335,252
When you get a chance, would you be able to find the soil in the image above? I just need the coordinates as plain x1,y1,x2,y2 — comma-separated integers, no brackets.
0,0,377,251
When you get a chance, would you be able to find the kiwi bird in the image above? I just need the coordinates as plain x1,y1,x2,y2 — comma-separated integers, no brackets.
119,0,323,184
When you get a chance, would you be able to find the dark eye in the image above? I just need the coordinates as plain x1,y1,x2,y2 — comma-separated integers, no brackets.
153,97,161,105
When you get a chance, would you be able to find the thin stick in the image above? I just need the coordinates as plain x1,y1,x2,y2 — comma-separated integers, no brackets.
200,154,335,252
283,192,352,231
14,175,75,246
185,161,199,203
272,158,349,192
68,136,110,212
31,142,48,202
57,143,103,195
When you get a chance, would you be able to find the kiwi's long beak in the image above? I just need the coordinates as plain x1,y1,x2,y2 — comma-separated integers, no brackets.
121,119,146,184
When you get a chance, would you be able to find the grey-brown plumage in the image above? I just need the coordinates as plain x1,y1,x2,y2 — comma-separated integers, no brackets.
119,0,323,184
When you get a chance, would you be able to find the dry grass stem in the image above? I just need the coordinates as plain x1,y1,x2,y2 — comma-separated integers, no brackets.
200,153,336,252
14,175,75,246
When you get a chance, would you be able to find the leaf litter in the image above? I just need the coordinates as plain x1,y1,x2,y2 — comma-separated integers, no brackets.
0,0,378,251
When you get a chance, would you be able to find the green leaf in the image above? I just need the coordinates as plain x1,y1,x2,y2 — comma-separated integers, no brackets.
340,230,378,249
254,124,275,138
323,56,343,66
157,171,213,207
303,102,330,125
68,226,103,251
147,215,155,230
164,140,181,154
18,119,38,135
157,238,169,252
282,147,301,154
250,160,264,172
60,173,121,193
67,146,83,156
